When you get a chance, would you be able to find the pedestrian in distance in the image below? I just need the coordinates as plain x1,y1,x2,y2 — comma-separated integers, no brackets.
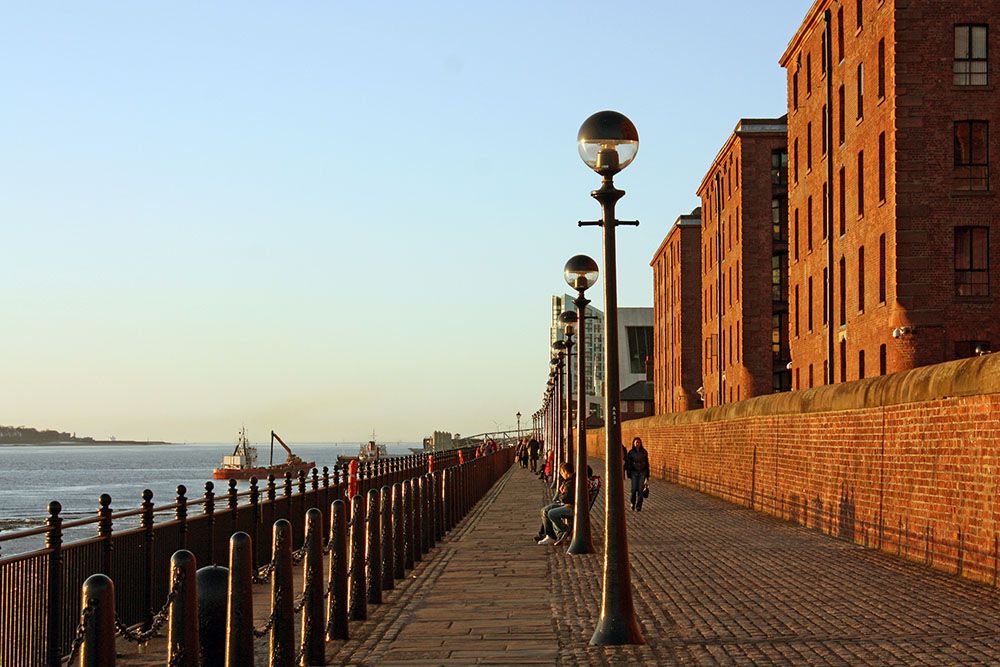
528,437,541,472
625,436,650,511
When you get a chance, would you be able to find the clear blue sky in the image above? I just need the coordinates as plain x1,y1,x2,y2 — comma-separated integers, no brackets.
1,2,810,443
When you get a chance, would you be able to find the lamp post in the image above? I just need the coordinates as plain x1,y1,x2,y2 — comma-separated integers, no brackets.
577,110,644,645
564,254,599,555
560,313,578,471
516,411,521,439
550,343,566,483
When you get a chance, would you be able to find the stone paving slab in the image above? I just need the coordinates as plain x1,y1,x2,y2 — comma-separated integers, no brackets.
119,462,1000,665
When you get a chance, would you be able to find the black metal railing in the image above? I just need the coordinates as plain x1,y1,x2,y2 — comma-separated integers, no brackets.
0,449,474,667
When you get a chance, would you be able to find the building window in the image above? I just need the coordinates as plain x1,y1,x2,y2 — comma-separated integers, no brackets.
955,340,991,358
794,209,800,260
838,85,845,145
772,197,788,242
954,120,989,191
772,149,788,187
808,364,814,388
878,39,886,98
856,0,863,29
955,226,990,296
794,138,799,183
839,166,846,235
837,7,845,62
807,54,812,95
858,349,865,379
879,233,886,303
879,343,887,376
878,132,886,202
772,253,788,302
823,267,829,325
955,25,988,86
793,63,800,110
857,151,865,217
795,367,800,389
840,339,847,382
807,196,814,251
839,256,846,326
823,182,829,240
807,122,813,170
858,246,866,312
794,284,800,337
626,326,655,374
808,277,814,331
822,104,828,154
856,63,864,119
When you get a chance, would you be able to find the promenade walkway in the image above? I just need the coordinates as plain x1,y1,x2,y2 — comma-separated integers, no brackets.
122,463,1000,664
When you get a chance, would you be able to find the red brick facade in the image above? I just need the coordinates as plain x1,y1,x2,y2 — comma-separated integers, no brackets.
651,210,702,414
697,120,790,408
588,353,1000,587
780,0,1000,389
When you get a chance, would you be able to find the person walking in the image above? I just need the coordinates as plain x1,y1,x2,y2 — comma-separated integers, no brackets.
625,436,650,511
528,437,541,472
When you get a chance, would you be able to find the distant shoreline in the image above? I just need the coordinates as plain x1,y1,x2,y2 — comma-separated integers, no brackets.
0,440,172,447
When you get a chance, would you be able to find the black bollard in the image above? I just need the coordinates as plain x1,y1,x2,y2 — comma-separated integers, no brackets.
380,485,394,591
301,508,325,666
197,564,228,667
349,494,367,621
79,573,116,667
402,480,415,570
411,477,422,563
441,470,451,534
420,475,432,553
366,489,382,604
391,483,405,580
225,532,254,667
270,519,295,667
167,550,200,667
326,499,349,641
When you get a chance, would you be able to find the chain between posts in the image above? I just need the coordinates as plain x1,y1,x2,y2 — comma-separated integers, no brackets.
115,566,184,644
63,601,96,665
252,579,282,639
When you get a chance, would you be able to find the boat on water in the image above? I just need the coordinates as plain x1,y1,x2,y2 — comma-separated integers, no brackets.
337,433,388,464
212,428,316,480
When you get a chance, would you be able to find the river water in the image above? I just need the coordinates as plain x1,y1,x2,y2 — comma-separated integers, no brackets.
0,442,418,554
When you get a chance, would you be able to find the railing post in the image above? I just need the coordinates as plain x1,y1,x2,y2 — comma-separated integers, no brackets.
402,479,414,570
348,460,359,500
225,532,254,667
380,485,394,591
248,478,260,571
175,486,188,550
98,494,114,577
441,470,451,534
79,573,116,667
366,489,382,605
228,479,239,537
45,501,63,667
270,519,295,667
421,475,433,553
140,489,155,629
434,471,444,541
302,508,325,666
349,494,367,621
326,499,349,641
411,478,422,563
321,466,331,539
197,562,228,667
391,483,405,580
167,550,200,667
203,482,216,565
283,472,293,523
297,471,308,544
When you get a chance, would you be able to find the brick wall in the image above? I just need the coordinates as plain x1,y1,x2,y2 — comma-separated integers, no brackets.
586,352,1000,586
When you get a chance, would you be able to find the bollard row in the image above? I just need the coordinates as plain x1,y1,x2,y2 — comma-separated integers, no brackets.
71,446,516,666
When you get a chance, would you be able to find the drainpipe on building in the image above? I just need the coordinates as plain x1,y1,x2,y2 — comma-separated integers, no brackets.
715,172,724,405
824,8,836,385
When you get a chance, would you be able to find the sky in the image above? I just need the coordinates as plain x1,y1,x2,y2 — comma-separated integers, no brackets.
1,2,810,443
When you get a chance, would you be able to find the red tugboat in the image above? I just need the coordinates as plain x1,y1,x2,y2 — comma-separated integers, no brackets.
212,428,315,480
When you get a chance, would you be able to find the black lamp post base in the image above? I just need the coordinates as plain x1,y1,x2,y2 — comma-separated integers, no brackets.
565,537,595,555
589,614,645,646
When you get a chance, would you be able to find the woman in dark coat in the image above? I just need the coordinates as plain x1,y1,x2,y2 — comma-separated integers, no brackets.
625,436,650,511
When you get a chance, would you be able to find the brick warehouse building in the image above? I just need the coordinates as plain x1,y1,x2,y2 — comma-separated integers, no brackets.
780,0,1000,388
697,118,791,408
651,208,702,414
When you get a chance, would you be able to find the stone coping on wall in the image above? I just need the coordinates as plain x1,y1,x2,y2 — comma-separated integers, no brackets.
629,353,1000,427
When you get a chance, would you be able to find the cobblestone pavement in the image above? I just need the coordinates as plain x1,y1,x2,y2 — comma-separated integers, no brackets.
119,463,1000,665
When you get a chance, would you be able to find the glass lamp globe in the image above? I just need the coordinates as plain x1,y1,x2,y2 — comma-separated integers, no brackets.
564,254,599,291
552,340,566,354
559,310,578,336
577,110,639,175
